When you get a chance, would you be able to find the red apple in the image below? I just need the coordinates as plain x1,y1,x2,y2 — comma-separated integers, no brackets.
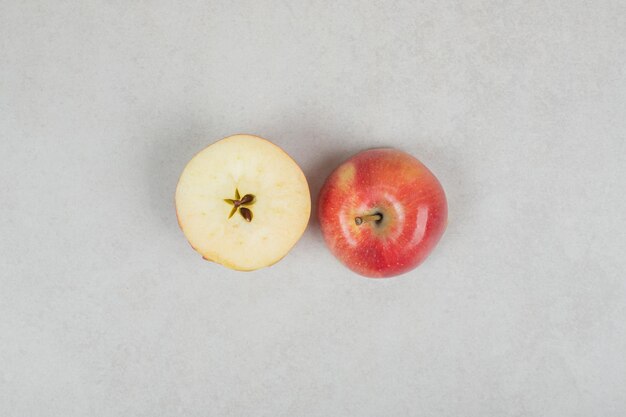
318,148,447,278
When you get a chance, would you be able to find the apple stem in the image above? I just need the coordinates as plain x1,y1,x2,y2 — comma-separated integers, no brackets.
355,213,383,226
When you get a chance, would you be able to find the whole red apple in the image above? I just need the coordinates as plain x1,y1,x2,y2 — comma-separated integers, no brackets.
318,148,447,278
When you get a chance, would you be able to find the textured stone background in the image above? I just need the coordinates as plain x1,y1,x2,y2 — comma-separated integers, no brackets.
1,1,625,416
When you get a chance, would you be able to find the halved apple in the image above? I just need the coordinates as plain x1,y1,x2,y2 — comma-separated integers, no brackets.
175,134,311,271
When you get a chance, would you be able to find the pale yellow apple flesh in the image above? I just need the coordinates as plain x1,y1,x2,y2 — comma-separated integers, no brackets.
175,134,311,271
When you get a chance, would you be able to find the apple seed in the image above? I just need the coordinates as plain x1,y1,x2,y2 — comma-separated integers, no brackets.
239,207,253,222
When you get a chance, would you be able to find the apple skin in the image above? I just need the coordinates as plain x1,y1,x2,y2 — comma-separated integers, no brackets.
318,148,447,278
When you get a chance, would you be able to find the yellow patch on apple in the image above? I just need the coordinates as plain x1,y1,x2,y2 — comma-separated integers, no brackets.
336,162,356,190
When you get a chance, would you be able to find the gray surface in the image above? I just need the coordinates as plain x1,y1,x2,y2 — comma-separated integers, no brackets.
1,1,625,416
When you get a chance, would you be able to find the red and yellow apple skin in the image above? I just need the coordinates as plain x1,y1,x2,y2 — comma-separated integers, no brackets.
318,148,447,278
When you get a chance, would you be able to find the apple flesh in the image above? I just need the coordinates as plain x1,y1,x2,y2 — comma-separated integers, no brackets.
175,134,310,271
318,148,447,278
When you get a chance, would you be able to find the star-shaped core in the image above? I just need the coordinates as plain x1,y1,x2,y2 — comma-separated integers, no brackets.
224,188,256,222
